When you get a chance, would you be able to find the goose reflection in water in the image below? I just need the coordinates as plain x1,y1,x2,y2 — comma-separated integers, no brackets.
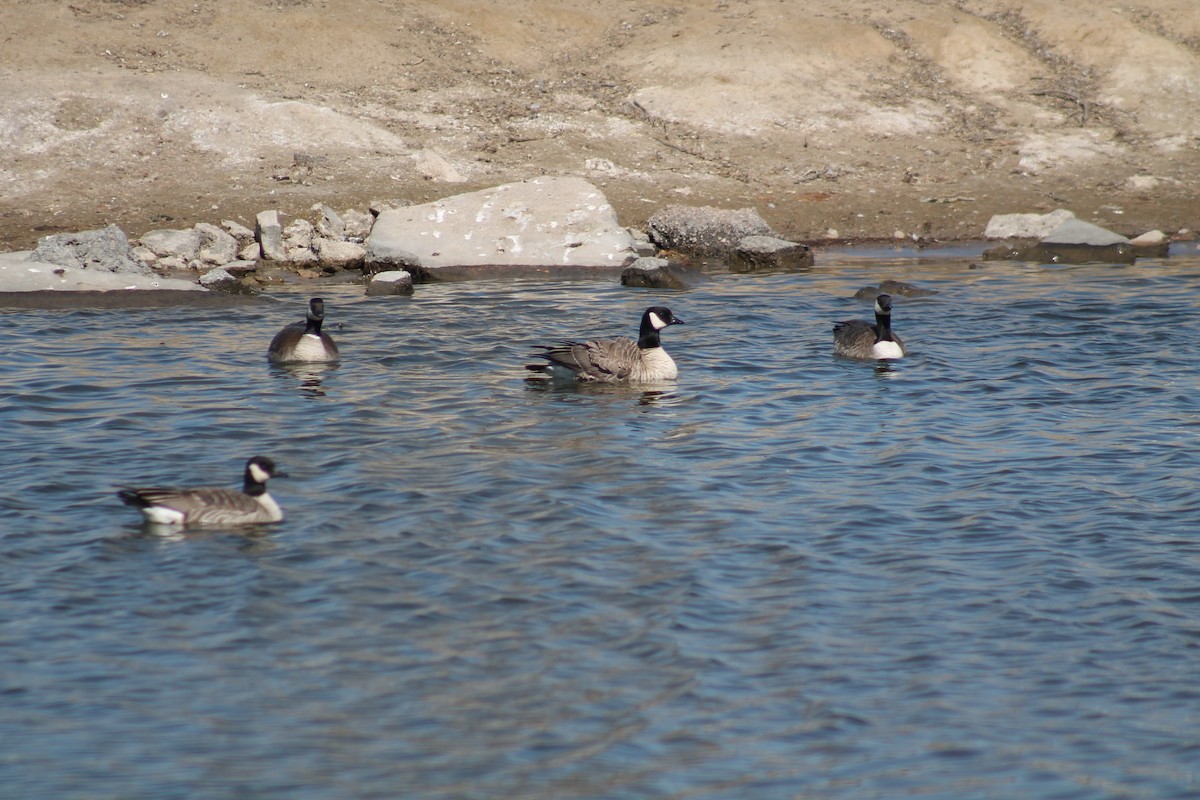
269,362,339,398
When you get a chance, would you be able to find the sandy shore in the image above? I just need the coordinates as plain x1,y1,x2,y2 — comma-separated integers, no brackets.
2,0,1197,252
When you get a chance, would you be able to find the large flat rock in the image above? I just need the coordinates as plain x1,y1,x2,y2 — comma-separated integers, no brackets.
365,177,637,280
0,251,204,293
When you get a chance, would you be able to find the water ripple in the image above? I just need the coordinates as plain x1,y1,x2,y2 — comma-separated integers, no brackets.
2,259,1200,798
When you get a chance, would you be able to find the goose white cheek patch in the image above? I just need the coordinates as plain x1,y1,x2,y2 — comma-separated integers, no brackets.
248,463,271,483
648,312,667,330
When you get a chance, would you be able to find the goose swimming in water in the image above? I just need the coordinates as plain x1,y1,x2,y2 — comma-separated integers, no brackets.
268,297,339,363
117,456,287,527
526,306,686,384
833,293,906,360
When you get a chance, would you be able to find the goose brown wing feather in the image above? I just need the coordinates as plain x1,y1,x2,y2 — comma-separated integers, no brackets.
577,336,639,380
540,336,638,381
833,320,878,358
121,486,263,522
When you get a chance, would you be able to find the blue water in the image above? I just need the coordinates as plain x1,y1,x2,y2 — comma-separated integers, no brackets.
2,246,1199,798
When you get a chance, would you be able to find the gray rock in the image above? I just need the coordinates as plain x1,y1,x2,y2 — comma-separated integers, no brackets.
140,228,201,260
280,219,318,265
647,205,775,255
221,220,256,244
198,267,256,294
0,250,201,292
728,235,813,272
366,269,415,296
855,280,938,300
1041,218,1129,247
131,246,159,267
315,238,365,270
223,260,259,277
32,224,152,275
983,209,1075,239
365,177,636,280
238,242,261,262
879,279,938,298
196,222,239,266
620,256,689,290
283,218,316,251
256,210,286,261
154,256,191,272
341,209,374,242
627,227,657,257
316,204,345,240
285,246,319,266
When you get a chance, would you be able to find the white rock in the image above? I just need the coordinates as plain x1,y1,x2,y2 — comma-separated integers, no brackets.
366,269,414,296
1041,218,1129,246
341,209,374,242
222,220,256,243
1130,229,1167,247
195,222,239,265
256,210,286,261
365,176,636,277
0,251,202,292
314,238,365,269
140,228,201,260
984,209,1076,239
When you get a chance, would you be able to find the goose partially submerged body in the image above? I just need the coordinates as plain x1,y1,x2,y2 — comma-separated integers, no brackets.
833,293,906,360
268,297,339,363
117,456,287,527
526,306,685,384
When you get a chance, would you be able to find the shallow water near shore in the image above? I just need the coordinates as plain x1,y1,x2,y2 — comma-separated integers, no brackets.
3,245,1200,798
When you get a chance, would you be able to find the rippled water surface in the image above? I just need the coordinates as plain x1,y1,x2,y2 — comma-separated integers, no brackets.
3,247,1200,799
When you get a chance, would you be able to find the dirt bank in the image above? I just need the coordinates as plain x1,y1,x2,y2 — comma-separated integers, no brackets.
2,0,1197,252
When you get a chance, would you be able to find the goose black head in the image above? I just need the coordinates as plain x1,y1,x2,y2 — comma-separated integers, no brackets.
245,456,287,488
644,306,685,331
307,298,326,323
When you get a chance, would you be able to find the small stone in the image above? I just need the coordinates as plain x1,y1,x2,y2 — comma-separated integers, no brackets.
620,257,689,289
366,269,415,296
223,260,258,277
198,267,246,292
627,227,657,257
1130,229,1166,247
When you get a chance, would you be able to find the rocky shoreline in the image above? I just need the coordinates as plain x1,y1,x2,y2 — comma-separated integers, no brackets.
1,173,1188,304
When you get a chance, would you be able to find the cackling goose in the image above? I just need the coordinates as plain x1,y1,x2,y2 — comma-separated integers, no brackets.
117,456,287,527
526,306,686,384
